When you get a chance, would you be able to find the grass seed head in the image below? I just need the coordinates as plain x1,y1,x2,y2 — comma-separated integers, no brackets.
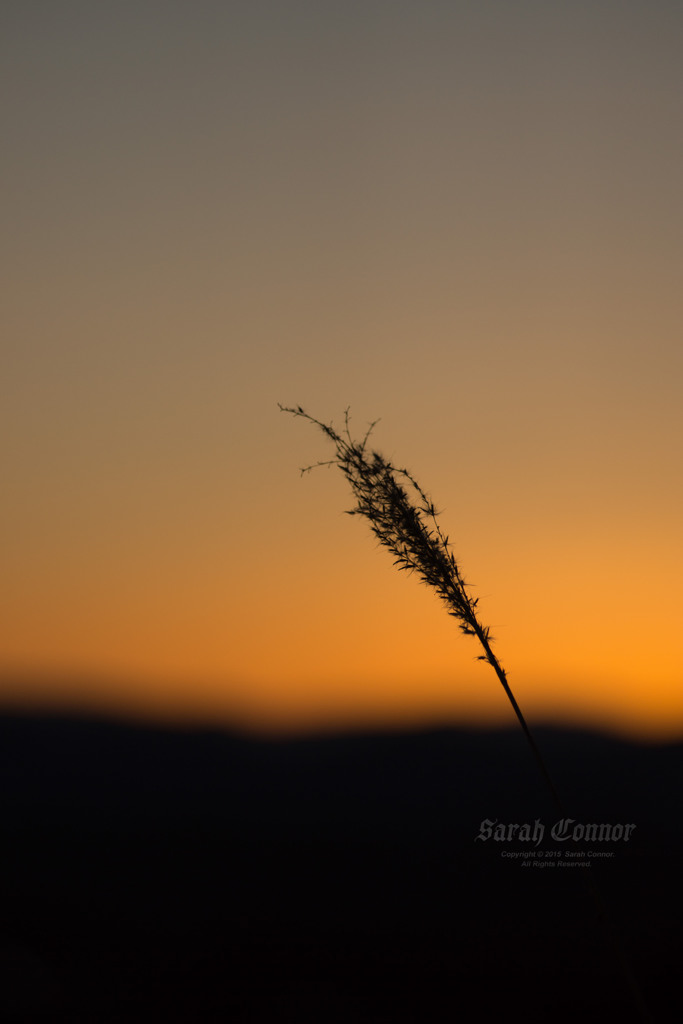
279,404,486,641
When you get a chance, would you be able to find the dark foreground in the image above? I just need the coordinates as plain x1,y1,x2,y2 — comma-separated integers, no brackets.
1,712,680,1022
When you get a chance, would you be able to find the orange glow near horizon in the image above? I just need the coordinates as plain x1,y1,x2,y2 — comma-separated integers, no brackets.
2,502,682,741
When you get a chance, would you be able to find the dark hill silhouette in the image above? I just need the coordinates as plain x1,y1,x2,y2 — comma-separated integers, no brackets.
1,711,680,1021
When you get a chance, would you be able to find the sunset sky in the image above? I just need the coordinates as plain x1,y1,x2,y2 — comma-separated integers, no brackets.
3,1,682,739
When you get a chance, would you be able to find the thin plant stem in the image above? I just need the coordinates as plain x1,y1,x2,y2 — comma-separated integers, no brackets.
472,622,566,816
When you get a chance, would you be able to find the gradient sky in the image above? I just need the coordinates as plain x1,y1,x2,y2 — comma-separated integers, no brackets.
3,1,682,738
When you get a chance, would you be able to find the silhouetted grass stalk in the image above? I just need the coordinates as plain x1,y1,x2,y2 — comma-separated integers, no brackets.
279,404,563,807
281,403,653,1023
